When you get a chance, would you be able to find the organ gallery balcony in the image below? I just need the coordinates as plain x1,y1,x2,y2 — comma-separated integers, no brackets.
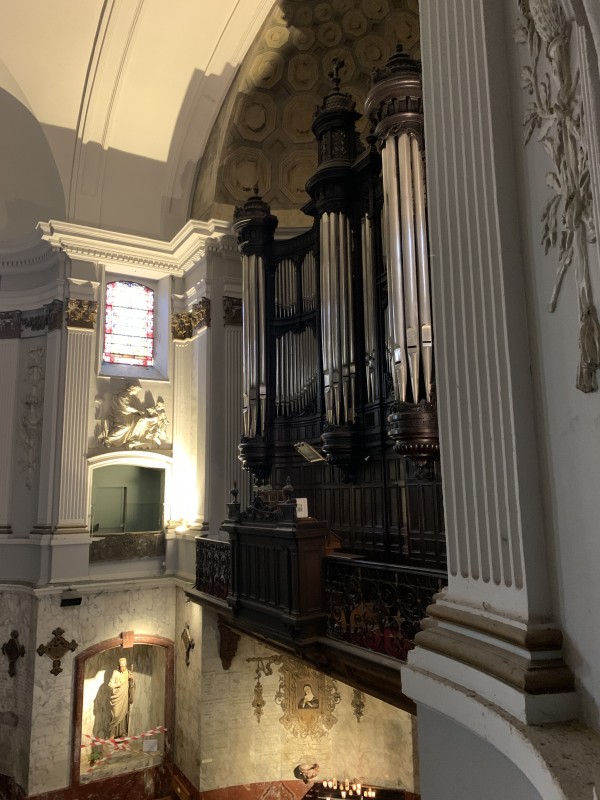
191,486,444,708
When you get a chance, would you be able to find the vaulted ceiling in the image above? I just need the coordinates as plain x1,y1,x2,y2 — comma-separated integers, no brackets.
0,0,275,242
0,0,419,243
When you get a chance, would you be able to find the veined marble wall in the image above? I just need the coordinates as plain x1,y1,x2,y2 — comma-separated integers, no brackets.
27,582,176,795
0,588,37,790
174,602,417,795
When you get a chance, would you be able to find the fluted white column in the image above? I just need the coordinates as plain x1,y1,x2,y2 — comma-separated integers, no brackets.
194,326,210,529
402,0,575,725
0,340,19,532
172,338,197,525
56,329,94,530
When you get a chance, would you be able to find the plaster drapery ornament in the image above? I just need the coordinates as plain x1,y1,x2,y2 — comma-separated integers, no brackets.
19,345,45,489
2,630,25,677
98,383,169,449
108,657,135,738
36,627,78,676
246,654,282,722
516,0,599,391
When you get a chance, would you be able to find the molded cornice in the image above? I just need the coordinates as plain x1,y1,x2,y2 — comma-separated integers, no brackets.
38,218,235,277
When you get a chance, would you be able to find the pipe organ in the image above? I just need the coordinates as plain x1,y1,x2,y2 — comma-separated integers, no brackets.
232,49,445,569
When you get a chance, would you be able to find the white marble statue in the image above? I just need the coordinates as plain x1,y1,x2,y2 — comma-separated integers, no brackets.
108,657,134,738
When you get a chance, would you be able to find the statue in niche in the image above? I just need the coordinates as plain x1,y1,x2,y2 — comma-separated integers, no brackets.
98,384,169,449
108,657,135,738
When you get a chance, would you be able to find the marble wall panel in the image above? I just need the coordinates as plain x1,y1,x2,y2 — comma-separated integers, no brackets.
180,610,417,795
0,589,37,789
174,588,203,785
27,583,176,796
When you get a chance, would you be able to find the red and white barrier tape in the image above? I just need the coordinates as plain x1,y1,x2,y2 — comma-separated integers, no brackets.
81,726,167,771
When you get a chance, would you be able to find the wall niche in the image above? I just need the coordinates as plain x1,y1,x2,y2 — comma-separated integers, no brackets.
73,637,173,786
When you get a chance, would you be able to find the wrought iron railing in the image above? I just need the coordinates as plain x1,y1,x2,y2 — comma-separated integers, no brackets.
195,535,445,663
324,556,445,661
195,538,231,600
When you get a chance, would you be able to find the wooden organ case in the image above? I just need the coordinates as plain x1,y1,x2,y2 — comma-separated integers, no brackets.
232,49,445,575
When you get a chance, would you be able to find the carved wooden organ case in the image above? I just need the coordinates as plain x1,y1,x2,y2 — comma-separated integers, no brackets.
232,49,445,571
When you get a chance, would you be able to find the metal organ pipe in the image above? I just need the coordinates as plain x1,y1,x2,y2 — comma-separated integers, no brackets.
366,46,433,406
382,136,408,402
398,131,420,402
242,252,264,438
361,214,376,403
319,210,355,426
412,135,433,400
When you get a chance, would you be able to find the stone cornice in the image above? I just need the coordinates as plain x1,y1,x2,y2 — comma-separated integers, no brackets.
38,218,235,277
0,231,60,274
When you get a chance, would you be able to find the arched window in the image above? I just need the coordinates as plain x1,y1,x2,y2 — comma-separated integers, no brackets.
103,280,154,367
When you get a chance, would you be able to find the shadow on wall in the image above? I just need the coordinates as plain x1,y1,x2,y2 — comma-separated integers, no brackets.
0,62,240,244
0,88,65,240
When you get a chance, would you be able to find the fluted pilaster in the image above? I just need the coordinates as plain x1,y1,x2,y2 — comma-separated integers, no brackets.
56,329,94,530
0,341,19,530
402,0,575,724
172,339,197,525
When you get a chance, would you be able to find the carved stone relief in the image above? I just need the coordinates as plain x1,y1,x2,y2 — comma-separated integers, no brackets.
19,345,45,489
2,630,25,677
172,298,211,340
89,532,166,562
66,299,98,330
37,627,78,676
97,383,169,449
516,0,599,391
0,301,63,339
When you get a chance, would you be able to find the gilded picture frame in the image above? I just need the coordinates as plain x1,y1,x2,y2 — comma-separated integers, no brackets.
275,657,341,740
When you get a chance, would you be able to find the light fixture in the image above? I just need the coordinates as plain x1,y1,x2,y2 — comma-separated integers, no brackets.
60,589,82,607
294,441,326,463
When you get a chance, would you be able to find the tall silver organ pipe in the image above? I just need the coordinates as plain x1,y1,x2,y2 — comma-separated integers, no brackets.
361,214,376,403
275,328,317,417
320,211,356,425
232,191,278,444
366,45,433,404
241,251,266,437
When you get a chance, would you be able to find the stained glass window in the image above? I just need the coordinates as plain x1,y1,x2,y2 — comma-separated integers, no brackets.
103,281,154,366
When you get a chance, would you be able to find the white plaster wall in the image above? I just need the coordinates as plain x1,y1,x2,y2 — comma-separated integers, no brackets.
417,706,543,800
27,582,175,795
505,0,600,730
177,609,416,794
0,588,37,789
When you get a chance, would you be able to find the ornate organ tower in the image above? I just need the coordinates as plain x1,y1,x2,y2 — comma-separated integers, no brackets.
232,49,444,571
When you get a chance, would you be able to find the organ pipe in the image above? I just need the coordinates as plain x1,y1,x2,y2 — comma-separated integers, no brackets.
366,44,433,406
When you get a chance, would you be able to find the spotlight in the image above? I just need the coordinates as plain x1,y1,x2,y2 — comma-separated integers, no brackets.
60,589,82,607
